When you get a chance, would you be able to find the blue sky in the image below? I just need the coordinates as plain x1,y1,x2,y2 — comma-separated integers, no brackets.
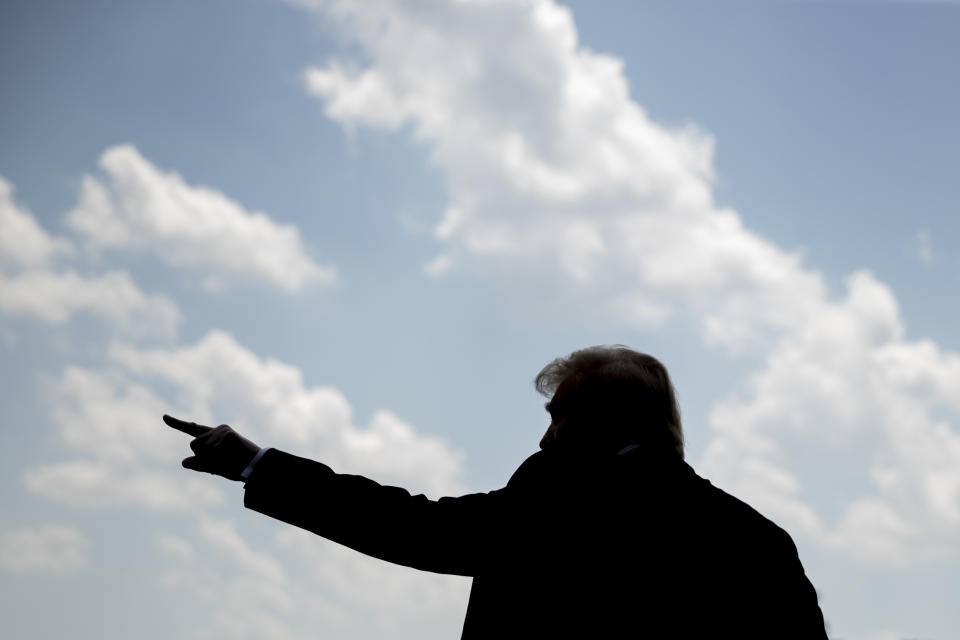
1,1,959,638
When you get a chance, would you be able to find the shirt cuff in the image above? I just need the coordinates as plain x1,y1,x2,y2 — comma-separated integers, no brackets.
240,447,271,481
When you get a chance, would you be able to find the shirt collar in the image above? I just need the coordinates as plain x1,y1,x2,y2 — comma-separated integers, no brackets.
615,443,643,456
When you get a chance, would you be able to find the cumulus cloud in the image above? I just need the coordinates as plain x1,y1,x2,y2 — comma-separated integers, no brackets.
0,524,89,574
25,365,224,510
0,175,180,339
28,330,465,512
0,177,73,269
702,272,960,566
108,330,466,497
157,520,468,640
292,0,960,566
0,269,181,339
27,327,468,637
66,145,336,292
299,0,822,344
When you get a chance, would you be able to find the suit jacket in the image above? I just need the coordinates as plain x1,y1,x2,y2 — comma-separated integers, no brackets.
244,446,828,638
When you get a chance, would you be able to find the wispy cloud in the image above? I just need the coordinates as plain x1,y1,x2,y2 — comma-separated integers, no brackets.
906,228,934,265
0,524,89,575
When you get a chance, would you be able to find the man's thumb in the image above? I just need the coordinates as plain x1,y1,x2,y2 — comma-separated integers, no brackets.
182,456,209,473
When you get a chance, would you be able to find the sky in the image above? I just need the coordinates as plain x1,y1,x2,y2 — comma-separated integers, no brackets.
1,0,959,638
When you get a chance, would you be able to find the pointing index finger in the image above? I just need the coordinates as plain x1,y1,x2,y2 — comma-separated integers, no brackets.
163,414,212,438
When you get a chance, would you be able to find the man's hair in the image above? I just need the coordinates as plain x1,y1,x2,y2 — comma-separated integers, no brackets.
535,346,684,458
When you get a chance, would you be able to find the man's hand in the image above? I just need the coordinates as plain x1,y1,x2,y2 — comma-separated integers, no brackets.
163,414,260,482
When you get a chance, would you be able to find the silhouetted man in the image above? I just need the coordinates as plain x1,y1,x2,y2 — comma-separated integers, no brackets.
167,346,828,638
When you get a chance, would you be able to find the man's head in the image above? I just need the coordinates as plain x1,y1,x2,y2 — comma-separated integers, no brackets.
535,346,684,458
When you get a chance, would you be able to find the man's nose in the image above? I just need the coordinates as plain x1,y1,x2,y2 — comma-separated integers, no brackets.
540,422,560,450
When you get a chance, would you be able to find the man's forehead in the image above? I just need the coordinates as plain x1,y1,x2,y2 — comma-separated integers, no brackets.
547,385,575,412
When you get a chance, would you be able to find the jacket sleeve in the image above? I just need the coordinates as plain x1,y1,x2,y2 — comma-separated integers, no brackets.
242,448,508,577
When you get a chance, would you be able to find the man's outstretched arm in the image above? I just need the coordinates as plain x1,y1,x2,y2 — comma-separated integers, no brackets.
242,448,500,576
165,415,498,577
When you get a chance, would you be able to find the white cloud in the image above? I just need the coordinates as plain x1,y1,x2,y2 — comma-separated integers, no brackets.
108,330,466,497
156,520,468,640
26,326,470,638
0,524,89,574
702,271,960,567
29,330,465,512
0,269,181,339
66,145,337,292
25,365,224,510
292,0,960,567
0,176,73,269
0,175,181,338
298,0,822,345
26,327,469,636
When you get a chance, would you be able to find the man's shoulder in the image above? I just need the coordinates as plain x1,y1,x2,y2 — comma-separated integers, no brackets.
609,450,795,542
505,449,797,539
682,467,799,552
505,450,554,488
